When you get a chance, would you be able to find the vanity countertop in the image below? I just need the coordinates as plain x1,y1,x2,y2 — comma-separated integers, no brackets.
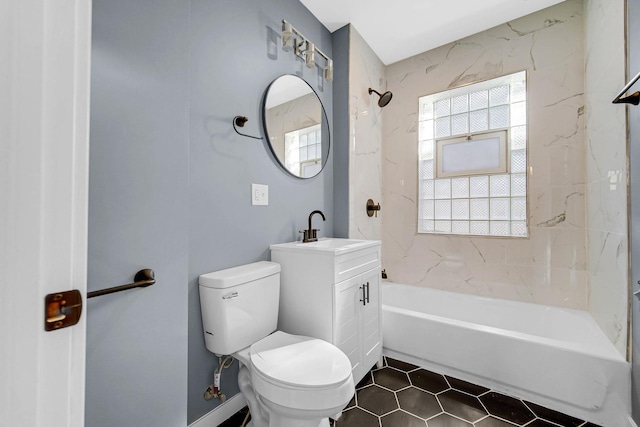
270,238,380,255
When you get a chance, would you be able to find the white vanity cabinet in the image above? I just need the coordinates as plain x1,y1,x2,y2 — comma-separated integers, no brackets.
334,267,381,383
270,239,382,385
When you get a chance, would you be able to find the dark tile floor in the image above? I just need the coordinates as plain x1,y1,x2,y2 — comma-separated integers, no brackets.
219,406,250,427
219,357,602,427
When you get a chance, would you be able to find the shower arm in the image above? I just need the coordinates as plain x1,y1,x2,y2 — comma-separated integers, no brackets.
612,71,640,105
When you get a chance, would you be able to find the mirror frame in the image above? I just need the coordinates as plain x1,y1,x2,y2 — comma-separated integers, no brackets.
262,74,330,179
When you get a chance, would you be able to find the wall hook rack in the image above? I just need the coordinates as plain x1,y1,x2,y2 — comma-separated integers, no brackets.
233,115,263,140
612,71,640,105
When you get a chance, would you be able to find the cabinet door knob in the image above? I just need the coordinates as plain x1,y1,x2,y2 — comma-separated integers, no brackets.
360,285,366,305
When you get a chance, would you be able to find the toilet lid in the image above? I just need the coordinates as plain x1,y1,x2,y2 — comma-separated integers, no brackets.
250,331,352,389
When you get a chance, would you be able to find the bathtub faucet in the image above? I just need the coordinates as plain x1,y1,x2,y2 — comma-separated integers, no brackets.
301,210,326,243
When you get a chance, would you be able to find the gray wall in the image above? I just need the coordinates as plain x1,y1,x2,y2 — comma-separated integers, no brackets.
187,0,333,422
87,0,189,425
88,0,335,425
331,25,350,239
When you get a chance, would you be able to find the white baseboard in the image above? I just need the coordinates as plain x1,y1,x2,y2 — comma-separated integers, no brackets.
629,415,639,427
189,393,247,427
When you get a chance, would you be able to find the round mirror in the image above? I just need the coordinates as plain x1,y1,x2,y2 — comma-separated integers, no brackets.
263,75,329,178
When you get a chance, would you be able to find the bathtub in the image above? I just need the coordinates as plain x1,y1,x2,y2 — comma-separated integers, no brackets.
381,282,631,426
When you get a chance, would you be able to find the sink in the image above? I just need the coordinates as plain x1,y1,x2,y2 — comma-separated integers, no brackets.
270,238,380,254
296,239,366,249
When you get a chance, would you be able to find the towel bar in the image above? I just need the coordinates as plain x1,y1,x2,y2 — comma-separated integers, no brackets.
88,268,155,298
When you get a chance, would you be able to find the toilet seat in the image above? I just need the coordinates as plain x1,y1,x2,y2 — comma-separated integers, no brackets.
251,331,352,388
246,331,354,411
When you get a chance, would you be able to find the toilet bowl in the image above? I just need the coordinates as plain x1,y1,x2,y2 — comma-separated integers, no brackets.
234,331,354,427
198,261,355,427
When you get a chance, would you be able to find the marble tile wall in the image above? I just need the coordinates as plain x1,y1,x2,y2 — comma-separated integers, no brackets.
584,0,628,356
348,27,386,240
381,0,590,309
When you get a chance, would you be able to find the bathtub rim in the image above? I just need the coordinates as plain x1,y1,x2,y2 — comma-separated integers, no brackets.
381,281,624,362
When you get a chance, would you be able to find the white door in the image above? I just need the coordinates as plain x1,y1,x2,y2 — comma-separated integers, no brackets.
1,1,91,426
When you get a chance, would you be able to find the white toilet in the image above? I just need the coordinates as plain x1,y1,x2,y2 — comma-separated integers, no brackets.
199,261,354,427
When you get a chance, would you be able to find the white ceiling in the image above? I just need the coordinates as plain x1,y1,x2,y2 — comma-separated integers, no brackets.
299,0,565,65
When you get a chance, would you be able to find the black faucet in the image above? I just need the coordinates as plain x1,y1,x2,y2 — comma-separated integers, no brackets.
301,210,326,242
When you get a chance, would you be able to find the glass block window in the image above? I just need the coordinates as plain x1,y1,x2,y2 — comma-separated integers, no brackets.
284,124,322,178
418,71,527,237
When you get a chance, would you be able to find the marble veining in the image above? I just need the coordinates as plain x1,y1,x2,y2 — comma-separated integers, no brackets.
382,0,588,310
584,0,628,356
344,0,627,356
348,27,386,241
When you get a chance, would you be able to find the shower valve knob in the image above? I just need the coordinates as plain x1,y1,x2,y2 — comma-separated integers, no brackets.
366,199,381,217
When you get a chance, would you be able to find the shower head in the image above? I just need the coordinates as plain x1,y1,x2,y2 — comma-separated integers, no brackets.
368,88,393,107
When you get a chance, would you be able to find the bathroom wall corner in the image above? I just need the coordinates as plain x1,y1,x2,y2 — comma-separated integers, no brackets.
584,0,629,357
332,24,351,238
347,26,386,241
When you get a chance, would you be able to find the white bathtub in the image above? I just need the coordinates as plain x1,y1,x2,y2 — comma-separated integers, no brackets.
381,282,631,426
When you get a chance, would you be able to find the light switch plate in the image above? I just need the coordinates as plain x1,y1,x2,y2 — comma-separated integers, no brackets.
251,183,268,206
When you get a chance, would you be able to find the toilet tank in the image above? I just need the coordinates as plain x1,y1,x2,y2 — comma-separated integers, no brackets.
199,261,280,355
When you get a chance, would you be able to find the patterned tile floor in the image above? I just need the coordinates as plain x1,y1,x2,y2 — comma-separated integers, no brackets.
219,357,602,427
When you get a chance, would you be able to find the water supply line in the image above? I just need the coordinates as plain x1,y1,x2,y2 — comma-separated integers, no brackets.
203,355,235,401
241,410,250,427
